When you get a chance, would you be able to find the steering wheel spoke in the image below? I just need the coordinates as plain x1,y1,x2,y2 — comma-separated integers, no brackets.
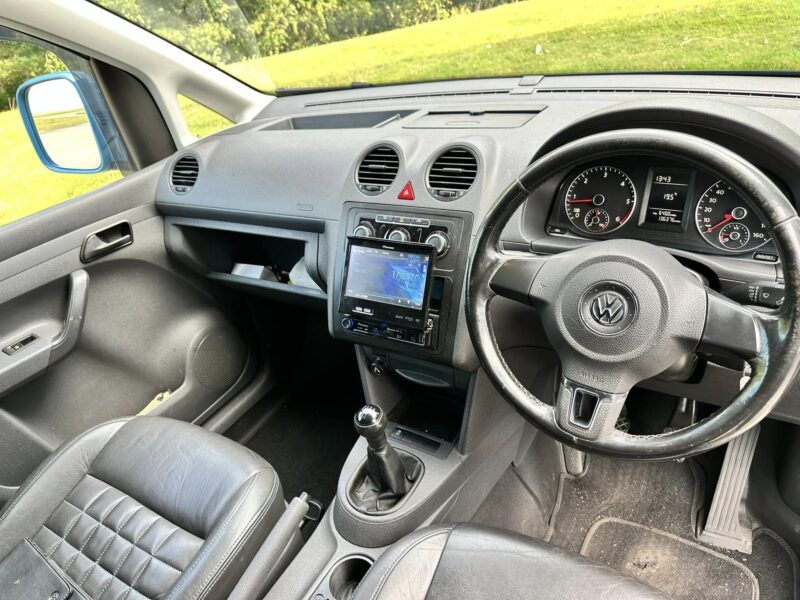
488,253,549,305
697,290,765,361
554,377,629,442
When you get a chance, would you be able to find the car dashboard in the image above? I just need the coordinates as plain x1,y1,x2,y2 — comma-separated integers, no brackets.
153,71,800,423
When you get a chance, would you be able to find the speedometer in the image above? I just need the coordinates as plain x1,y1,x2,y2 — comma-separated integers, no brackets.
564,166,637,235
695,181,770,252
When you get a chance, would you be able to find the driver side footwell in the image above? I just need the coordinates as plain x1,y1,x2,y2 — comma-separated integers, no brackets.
581,518,758,600
473,452,798,599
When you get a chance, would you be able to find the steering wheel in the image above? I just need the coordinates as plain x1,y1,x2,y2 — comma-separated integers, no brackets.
466,129,800,460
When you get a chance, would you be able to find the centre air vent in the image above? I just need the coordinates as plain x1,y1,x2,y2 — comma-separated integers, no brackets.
356,145,399,195
170,154,199,193
427,146,478,200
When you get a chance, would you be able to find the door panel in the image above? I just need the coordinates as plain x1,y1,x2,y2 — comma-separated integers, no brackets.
0,168,251,499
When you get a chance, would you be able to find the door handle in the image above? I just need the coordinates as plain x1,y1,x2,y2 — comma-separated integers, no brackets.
81,221,133,263
50,270,89,363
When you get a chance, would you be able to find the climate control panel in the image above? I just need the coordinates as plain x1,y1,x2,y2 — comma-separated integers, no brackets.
352,214,451,257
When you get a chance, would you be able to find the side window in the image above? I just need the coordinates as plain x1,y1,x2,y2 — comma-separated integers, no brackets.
0,37,123,228
178,95,234,138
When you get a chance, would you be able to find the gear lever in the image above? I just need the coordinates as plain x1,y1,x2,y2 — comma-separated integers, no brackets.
354,404,410,496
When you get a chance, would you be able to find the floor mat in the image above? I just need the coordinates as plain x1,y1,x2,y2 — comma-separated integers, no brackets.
547,455,797,600
246,396,358,504
546,454,702,552
581,518,757,600
242,310,364,510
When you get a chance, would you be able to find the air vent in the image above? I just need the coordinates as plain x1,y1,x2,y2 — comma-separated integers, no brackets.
170,154,199,193
356,145,399,195
427,147,478,200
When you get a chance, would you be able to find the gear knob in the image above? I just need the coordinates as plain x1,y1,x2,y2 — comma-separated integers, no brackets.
354,404,387,449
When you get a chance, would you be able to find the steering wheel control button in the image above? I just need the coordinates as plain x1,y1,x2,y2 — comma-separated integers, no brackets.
580,282,637,335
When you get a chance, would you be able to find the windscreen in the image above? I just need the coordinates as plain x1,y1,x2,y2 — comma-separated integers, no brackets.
88,1,797,94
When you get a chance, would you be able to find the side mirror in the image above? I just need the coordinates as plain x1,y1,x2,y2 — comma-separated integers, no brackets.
16,72,110,174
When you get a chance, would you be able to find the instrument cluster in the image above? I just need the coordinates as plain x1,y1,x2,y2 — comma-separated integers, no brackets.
548,158,779,260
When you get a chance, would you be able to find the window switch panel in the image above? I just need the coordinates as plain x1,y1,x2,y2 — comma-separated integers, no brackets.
3,334,39,356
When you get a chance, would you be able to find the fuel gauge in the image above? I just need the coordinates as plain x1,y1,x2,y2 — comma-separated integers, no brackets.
584,208,610,232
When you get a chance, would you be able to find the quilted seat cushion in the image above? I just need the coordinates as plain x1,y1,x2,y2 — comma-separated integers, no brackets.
0,417,285,600
32,474,203,600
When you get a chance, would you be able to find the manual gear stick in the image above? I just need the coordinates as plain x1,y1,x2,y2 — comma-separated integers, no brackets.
354,404,410,497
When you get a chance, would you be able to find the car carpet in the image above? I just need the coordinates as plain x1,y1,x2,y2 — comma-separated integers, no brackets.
245,396,358,506
472,448,800,600
545,454,798,600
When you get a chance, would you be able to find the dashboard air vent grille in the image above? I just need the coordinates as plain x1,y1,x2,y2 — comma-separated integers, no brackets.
171,155,199,193
427,147,478,200
356,145,399,195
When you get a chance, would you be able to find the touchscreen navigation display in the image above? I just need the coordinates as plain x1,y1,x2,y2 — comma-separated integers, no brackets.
344,244,430,309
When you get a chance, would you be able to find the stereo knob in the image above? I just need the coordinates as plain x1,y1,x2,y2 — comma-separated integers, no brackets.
425,231,451,257
353,222,376,238
341,316,354,330
385,227,410,242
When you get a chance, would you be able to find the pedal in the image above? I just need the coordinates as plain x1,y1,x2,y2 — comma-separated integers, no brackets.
698,425,760,554
664,398,697,432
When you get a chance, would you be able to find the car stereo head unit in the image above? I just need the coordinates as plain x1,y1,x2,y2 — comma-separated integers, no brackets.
339,236,435,330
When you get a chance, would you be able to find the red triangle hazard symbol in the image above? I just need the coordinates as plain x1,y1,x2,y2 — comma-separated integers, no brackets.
398,182,415,200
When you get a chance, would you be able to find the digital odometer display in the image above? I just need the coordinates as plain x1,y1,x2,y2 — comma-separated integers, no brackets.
695,181,770,252
642,168,693,231
564,166,637,234
344,245,430,309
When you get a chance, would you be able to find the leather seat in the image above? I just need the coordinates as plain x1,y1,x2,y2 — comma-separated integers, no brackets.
0,416,284,600
353,524,669,600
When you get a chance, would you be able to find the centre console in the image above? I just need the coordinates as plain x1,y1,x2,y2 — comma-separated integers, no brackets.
331,203,472,362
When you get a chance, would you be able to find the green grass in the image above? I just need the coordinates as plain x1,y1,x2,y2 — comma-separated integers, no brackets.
0,97,231,227
229,0,800,91
3,0,799,227
0,108,120,227
178,95,233,138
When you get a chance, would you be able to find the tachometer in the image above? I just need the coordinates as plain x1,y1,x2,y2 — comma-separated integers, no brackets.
564,166,637,235
695,181,770,252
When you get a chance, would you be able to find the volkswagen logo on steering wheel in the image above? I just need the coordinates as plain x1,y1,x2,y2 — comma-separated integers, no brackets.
591,292,626,326
580,282,637,335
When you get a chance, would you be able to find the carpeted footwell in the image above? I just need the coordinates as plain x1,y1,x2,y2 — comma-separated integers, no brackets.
581,518,757,600
475,451,798,599
545,455,797,600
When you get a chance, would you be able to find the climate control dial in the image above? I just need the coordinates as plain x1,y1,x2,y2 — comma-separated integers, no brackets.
385,227,411,242
425,231,451,257
353,222,376,238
